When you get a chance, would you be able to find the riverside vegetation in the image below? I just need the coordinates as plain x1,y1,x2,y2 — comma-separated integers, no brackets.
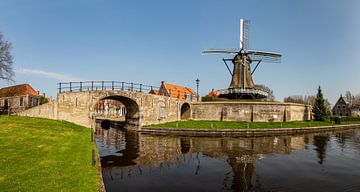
146,119,360,129
0,116,102,192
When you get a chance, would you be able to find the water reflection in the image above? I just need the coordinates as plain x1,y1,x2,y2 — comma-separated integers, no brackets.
95,124,360,192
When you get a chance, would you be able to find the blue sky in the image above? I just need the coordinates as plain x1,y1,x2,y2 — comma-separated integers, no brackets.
0,0,359,104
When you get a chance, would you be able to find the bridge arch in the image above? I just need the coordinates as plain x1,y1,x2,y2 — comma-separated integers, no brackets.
96,95,140,128
180,102,191,120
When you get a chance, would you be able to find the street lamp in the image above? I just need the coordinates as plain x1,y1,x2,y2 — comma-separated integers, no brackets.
196,78,200,102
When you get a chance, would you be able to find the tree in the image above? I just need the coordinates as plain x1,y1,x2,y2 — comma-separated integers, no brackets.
0,32,14,81
254,84,275,101
40,96,49,105
312,86,330,121
344,91,354,106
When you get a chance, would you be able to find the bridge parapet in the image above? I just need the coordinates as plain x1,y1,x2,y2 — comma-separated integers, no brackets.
58,81,160,94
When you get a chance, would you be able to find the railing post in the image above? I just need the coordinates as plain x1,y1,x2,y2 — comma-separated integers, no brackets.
131,83,133,92
80,82,83,92
140,84,142,92
91,81,94,91
70,82,72,92
59,83,62,93
121,82,124,91
102,81,104,90
112,81,114,90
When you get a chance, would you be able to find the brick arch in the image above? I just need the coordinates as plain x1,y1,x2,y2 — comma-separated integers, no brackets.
96,95,140,127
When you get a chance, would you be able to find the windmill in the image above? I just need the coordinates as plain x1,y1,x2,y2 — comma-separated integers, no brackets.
203,19,282,99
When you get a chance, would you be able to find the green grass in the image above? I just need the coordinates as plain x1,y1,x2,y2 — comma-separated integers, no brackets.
146,120,360,129
0,115,102,192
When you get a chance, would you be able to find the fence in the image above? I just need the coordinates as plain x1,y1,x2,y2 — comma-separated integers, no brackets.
58,81,160,93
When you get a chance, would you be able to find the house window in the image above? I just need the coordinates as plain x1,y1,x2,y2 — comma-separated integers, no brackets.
333,111,336,116
343,106,345,108
346,113,349,116
337,106,340,108
4,99,8,109
20,97,24,107
340,113,342,116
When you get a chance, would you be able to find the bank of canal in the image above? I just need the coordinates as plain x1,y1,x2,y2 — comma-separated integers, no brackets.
0,116,103,191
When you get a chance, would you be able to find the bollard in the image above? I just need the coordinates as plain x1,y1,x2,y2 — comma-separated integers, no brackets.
92,149,95,167
91,130,93,142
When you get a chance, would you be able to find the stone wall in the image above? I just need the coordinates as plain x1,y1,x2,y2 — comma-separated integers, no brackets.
19,101,57,120
192,101,311,122
18,90,188,129
18,91,311,129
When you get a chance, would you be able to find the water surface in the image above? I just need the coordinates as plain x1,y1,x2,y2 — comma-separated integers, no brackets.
95,126,360,191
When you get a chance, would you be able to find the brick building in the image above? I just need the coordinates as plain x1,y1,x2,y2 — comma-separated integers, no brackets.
154,81,196,101
0,84,41,114
332,95,351,117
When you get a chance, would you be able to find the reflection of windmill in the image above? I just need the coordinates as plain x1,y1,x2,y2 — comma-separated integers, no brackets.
203,19,282,99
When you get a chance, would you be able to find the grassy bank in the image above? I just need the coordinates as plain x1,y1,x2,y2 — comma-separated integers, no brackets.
0,115,102,191
146,120,360,129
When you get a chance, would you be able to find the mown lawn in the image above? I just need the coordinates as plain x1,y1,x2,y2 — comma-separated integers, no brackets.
0,115,102,192
146,120,360,129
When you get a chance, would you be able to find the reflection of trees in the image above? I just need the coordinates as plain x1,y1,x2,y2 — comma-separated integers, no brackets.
313,135,330,165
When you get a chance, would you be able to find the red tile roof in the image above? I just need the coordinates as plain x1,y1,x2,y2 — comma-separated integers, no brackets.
208,89,219,97
0,84,39,98
163,83,195,100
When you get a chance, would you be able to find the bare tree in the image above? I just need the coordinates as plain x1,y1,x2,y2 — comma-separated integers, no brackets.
344,91,354,106
284,95,331,109
0,32,14,81
255,84,275,101
351,94,360,109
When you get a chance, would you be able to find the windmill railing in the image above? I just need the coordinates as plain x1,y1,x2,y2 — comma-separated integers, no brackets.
218,88,269,97
58,81,160,94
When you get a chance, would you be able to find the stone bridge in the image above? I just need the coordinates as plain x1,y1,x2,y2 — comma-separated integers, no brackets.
19,81,311,129
19,81,192,129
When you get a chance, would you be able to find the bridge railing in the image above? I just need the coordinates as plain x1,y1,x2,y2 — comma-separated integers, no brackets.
58,81,160,94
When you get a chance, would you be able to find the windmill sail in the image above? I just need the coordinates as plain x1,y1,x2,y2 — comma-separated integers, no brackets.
240,19,250,50
247,50,282,63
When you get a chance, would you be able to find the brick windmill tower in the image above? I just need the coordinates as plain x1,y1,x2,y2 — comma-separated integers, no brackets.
203,19,282,99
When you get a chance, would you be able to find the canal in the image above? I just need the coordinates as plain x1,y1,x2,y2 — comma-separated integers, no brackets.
95,125,360,191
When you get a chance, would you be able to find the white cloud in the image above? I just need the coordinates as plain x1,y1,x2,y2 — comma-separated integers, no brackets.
15,68,83,82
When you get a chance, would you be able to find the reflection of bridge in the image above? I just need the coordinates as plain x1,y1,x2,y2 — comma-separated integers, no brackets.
96,128,311,191
19,81,193,129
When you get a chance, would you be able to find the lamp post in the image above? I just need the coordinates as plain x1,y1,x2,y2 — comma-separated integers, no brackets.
196,78,200,102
